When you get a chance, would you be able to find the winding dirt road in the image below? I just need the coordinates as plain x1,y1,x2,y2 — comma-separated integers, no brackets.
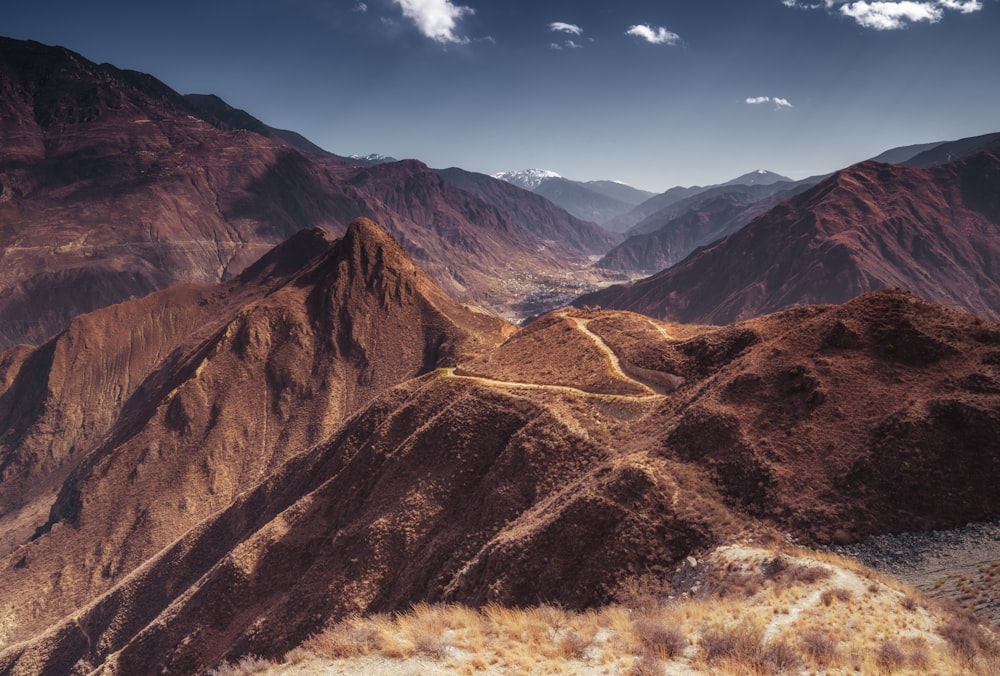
443,310,671,401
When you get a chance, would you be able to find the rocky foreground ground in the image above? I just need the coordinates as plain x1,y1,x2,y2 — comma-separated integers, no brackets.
834,518,1000,626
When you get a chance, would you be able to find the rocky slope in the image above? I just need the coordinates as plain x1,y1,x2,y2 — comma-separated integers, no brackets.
581,150,1000,323
0,219,511,654
0,278,997,672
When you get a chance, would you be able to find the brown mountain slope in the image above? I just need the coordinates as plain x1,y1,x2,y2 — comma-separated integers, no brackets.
580,151,1000,323
434,167,621,255
596,182,812,274
342,160,607,300
1,288,997,673
0,37,610,347
0,228,340,557
0,219,510,647
0,37,369,347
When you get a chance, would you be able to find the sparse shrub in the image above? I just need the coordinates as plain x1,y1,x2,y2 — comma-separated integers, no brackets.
761,639,802,673
615,573,674,611
632,616,687,659
901,595,917,611
207,655,273,675
761,556,832,588
302,620,379,658
761,556,788,579
820,587,853,606
700,621,764,664
784,564,832,585
877,639,905,673
557,629,592,660
629,653,665,676
800,629,839,664
413,631,447,658
938,614,1000,662
901,637,929,670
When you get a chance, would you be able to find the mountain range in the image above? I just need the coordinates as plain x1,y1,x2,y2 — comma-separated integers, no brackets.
0,37,616,348
580,148,1000,323
0,33,999,674
0,220,996,672
493,169,655,229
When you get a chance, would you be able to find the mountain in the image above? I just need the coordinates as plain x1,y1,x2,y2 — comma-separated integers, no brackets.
182,93,342,159
719,169,792,187
434,167,620,254
0,37,611,347
579,149,1000,324
491,169,654,229
344,160,617,314
904,131,1000,168
869,140,947,165
349,153,399,165
597,181,816,274
491,168,562,191
581,179,656,205
0,219,511,651
608,169,797,233
533,177,640,227
1,280,997,672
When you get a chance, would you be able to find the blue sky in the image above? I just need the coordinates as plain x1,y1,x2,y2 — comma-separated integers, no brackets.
4,0,999,190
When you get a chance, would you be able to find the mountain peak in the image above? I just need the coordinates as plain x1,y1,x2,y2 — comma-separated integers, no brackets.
349,153,399,165
344,217,397,250
236,227,336,284
492,169,563,191
338,217,420,283
721,169,792,187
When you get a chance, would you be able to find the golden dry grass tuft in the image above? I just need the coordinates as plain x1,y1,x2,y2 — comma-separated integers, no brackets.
214,545,1000,676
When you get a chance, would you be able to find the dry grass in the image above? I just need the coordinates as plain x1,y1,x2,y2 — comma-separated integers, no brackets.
215,545,1000,676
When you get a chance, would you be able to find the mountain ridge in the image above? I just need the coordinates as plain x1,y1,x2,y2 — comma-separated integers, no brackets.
579,149,1000,323
0,36,613,346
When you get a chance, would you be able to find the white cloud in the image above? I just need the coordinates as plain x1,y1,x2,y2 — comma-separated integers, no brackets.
746,95,794,110
625,24,681,45
839,1,942,29
781,0,985,29
353,1,368,13
550,39,583,50
392,0,474,44
937,0,983,12
550,22,583,35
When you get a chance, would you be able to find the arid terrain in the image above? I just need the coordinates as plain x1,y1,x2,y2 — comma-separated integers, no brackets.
0,218,996,672
0,29,999,676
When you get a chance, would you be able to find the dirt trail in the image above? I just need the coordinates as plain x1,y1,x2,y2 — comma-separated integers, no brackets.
561,313,658,396
444,310,670,401
644,317,673,342
442,368,663,402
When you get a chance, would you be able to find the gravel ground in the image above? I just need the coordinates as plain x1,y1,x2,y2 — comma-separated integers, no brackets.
830,518,1000,625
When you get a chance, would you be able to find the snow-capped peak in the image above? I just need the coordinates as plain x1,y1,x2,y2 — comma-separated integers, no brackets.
491,168,562,191
349,153,398,165
720,169,792,187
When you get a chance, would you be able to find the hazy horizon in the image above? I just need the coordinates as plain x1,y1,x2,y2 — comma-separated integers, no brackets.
5,0,999,191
